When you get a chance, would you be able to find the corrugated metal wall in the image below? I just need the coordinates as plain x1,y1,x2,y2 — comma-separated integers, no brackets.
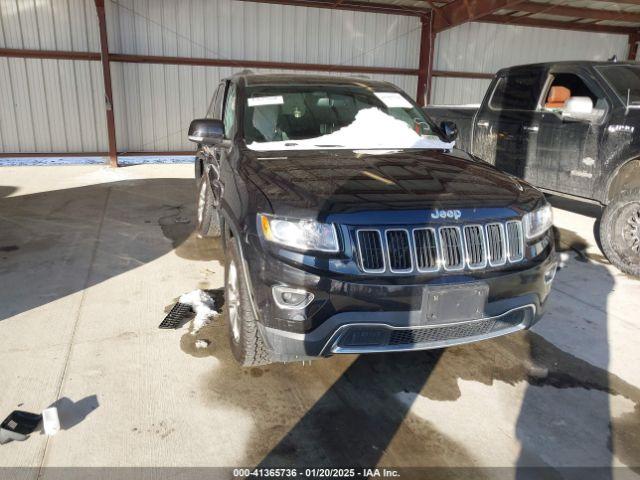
0,0,420,154
106,0,421,152
0,0,636,154
431,22,630,105
0,0,108,153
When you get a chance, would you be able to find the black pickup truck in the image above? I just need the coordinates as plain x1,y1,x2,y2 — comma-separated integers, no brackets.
188,72,557,366
427,61,640,277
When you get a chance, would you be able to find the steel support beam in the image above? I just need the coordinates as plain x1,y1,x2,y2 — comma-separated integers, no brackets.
0,48,100,61
417,14,435,105
237,0,427,16
482,14,637,34
433,0,527,32
0,48,501,81
517,1,640,23
432,70,494,79
95,0,118,167
109,53,419,75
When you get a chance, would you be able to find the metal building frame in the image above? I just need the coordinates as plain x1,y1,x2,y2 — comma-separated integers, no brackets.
0,0,638,166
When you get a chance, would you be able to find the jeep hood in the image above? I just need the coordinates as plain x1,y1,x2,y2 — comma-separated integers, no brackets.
241,148,542,220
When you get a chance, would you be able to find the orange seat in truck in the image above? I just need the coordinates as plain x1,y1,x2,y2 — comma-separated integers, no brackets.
545,86,571,109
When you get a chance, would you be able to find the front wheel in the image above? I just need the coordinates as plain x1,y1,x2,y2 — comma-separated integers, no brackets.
600,188,640,277
224,239,271,366
196,173,221,238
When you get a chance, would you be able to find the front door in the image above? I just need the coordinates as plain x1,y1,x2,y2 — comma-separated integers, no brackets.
472,68,547,184
529,69,607,198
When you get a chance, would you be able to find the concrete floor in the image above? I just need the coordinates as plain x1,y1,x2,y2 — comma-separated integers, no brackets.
0,164,639,477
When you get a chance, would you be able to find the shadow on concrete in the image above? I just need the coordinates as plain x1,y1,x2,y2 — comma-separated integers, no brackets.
42,395,99,432
0,178,220,322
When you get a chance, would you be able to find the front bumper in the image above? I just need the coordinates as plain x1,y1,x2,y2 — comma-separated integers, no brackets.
243,236,557,362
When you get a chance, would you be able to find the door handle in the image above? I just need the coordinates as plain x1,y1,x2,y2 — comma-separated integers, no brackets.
522,125,539,132
476,121,490,127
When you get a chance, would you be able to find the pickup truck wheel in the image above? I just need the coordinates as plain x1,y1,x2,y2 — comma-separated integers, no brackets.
224,240,271,366
196,173,221,238
600,188,640,277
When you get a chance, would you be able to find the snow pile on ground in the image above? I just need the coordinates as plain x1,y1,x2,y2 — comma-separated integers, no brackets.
247,108,455,151
179,289,219,333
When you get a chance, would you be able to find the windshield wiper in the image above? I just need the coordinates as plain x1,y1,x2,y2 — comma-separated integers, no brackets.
313,144,344,147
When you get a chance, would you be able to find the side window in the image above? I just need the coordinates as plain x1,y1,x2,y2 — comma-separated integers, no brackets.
223,83,237,139
540,72,607,122
489,73,545,111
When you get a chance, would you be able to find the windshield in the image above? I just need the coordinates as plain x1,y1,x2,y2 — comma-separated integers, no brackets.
597,65,640,105
242,84,451,151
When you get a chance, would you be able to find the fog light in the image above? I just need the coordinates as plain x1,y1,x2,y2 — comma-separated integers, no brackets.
544,263,558,285
272,286,314,309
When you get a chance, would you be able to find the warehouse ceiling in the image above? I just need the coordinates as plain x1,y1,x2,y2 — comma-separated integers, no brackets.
251,0,640,35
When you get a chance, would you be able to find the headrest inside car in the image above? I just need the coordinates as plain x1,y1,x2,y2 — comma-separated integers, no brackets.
545,86,571,108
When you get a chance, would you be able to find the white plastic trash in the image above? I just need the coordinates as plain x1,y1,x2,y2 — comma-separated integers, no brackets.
42,407,60,436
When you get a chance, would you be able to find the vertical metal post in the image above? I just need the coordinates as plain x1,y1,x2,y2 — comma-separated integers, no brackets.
95,0,118,167
628,32,639,61
417,13,434,107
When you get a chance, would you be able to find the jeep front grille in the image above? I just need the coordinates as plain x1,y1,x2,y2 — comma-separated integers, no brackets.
356,220,524,274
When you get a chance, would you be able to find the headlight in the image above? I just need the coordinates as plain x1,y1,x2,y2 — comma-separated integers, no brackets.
523,203,553,240
258,214,339,252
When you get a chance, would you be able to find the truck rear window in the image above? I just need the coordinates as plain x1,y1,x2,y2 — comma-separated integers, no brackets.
489,73,545,111
597,65,640,105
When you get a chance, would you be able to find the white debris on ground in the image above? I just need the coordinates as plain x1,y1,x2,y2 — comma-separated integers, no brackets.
558,252,571,269
194,339,211,349
178,289,219,333
247,108,455,151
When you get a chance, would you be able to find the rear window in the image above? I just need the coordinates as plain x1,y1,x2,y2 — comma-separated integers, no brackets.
597,65,640,105
489,73,545,111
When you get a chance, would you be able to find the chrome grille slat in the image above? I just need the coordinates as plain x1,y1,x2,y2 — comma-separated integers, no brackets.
386,229,412,272
463,225,487,269
439,226,464,271
486,223,507,266
356,220,523,274
413,228,439,272
356,230,385,273
506,220,524,262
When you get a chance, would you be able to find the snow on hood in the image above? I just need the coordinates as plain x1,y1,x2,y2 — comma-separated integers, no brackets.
247,108,455,152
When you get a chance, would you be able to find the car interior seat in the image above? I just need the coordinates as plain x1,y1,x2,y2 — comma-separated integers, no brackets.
545,86,571,109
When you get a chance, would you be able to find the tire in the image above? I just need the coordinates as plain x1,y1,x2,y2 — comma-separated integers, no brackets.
196,173,221,238
224,239,271,366
600,187,640,277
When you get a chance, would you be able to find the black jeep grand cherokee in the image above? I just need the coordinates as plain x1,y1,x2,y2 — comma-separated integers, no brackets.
189,72,558,366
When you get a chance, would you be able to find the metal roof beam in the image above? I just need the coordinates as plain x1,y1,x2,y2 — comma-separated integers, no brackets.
434,0,528,32
481,14,638,34
517,1,640,23
236,0,428,16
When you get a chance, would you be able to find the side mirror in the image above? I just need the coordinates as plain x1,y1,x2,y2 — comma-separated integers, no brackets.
564,97,593,116
188,118,224,145
440,121,458,143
